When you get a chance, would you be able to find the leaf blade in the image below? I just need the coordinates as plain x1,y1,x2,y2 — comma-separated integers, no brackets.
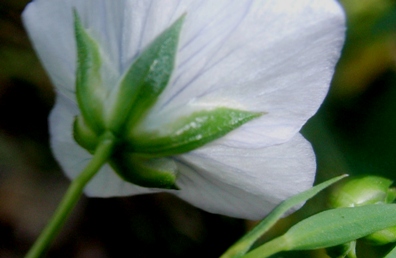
221,175,347,258
287,204,396,250
245,204,396,258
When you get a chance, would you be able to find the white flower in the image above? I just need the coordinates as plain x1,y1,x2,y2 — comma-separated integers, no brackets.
22,0,345,220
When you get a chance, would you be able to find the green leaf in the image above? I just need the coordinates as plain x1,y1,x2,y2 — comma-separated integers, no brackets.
127,107,261,157
384,245,396,258
74,10,105,134
287,204,396,249
220,175,347,258
245,204,396,258
106,14,185,135
110,153,178,189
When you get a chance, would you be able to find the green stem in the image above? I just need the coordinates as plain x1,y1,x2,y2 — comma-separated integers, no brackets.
242,236,288,258
25,132,116,258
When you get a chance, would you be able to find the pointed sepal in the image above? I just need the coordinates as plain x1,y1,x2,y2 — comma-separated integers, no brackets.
74,10,106,134
110,153,179,189
73,115,99,153
128,108,262,157
107,14,185,134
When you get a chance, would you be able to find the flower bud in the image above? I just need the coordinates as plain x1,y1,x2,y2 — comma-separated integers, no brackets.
328,175,395,208
327,175,396,247
364,225,396,245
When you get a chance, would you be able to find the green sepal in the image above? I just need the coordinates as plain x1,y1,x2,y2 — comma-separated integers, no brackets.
73,115,99,153
74,10,106,134
127,108,261,157
110,153,179,189
106,14,185,135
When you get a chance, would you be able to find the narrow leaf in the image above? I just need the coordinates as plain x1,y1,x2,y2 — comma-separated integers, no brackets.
74,10,105,134
286,204,396,250
107,14,185,134
384,245,396,258
128,108,261,157
245,204,396,258
221,175,347,258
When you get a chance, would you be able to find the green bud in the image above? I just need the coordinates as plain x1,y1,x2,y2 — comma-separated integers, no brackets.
364,225,396,245
328,175,394,208
327,175,396,247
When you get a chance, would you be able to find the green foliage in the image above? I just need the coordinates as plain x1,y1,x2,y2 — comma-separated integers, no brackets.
384,245,396,258
245,204,396,258
286,204,396,250
221,175,347,258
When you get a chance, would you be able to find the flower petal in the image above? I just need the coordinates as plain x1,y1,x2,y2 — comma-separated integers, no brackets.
50,92,315,219
141,0,346,148
25,0,341,219
24,0,344,148
49,93,157,197
173,133,316,220
22,0,182,100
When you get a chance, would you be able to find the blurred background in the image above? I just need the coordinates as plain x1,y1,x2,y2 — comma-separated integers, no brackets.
0,0,396,257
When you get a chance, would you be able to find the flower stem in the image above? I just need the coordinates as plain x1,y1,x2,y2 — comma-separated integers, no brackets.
242,236,288,258
25,132,116,258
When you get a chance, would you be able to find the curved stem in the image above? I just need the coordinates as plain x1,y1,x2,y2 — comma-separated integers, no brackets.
25,132,116,258
242,236,288,258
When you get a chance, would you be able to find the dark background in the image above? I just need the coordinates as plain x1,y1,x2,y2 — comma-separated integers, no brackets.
1,0,396,257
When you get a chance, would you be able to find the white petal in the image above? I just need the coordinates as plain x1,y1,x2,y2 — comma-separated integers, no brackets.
22,0,186,100
173,133,316,220
24,0,344,147
141,0,346,147
49,92,316,217
49,93,157,197
25,0,341,218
